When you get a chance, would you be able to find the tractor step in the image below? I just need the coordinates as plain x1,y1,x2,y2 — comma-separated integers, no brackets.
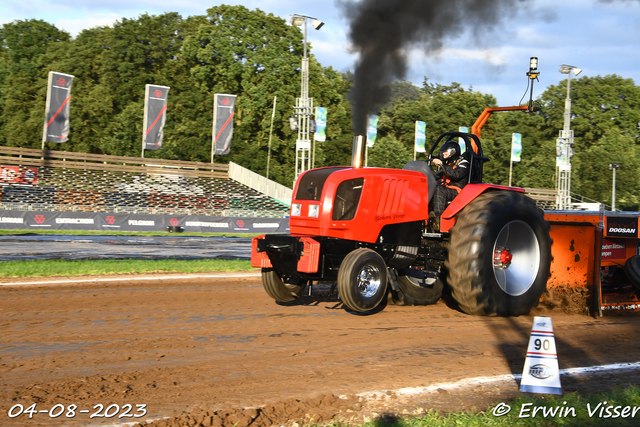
423,232,443,238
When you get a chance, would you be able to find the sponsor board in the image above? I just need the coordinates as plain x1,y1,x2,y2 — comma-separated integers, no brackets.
0,217,24,224
184,221,229,228
0,165,39,185
0,210,289,233
606,216,638,238
601,240,626,260
253,223,280,229
56,218,94,224
128,220,155,226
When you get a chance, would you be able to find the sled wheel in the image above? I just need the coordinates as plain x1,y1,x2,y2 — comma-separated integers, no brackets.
261,269,302,303
338,248,388,313
446,191,551,316
390,268,443,306
625,255,640,291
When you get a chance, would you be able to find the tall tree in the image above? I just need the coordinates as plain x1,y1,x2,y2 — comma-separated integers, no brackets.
0,20,70,148
538,75,640,209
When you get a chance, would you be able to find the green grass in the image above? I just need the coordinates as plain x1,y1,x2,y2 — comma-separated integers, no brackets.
0,259,256,278
343,385,640,427
0,229,260,277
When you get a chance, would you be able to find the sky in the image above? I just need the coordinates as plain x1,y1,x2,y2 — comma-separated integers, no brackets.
2,0,640,106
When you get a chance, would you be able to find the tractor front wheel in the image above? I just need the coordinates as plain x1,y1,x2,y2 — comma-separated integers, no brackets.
261,269,302,303
446,191,551,316
338,248,388,313
390,268,443,306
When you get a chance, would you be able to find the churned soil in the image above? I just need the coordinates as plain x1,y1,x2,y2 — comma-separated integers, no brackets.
1,273,640,427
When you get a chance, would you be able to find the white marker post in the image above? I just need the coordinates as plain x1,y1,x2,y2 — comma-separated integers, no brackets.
520,316,562,395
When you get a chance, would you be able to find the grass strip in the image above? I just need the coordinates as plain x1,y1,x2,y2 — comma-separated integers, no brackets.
0,259,256,278
339,385,640,427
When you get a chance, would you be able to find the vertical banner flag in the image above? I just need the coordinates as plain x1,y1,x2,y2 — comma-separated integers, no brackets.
314,107,327,142
511,133,522,162
212,94,237,155
415,121,426,153
366,115,379,147
458,126,468,153
143,84,170,151
43,71,74,143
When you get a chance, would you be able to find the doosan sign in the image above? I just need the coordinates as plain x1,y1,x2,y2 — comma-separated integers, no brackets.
606,216,638,238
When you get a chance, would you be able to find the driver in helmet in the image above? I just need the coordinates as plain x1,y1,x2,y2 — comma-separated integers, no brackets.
430,140,470,223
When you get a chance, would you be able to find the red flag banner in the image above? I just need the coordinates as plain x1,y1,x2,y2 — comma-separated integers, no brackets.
143,84,170,151
43,71,74,143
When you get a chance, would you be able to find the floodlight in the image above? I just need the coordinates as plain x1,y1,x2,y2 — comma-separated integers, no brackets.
559,65,571,74
573,67,582,76
290,16,304,26
312,19,324,30
529,57,538,72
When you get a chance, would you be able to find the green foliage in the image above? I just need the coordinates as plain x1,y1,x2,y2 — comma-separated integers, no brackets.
0,19,70,148
368,135,412,168
538,75,640,209
1,13,640,207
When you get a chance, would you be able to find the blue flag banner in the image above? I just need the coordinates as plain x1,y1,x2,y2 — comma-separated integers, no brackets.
366,115,379,147
458,126,469,153
511,133,522,162
415,121,426,153
314,107,327,142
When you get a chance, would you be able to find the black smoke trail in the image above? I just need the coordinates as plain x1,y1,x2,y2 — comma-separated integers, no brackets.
340,0,529,134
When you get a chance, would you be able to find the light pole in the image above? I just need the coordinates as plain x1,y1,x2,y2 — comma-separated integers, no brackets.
556,64,582,210
609,163,620,211
290,14,324,181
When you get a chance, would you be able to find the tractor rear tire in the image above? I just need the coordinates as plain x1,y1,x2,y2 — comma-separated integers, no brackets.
261,269,302,303
625,255,640,291
446,191,551,316
338,248,388,313
391,268,443,306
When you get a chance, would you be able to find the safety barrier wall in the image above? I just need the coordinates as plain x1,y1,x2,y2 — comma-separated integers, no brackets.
0,210,289,233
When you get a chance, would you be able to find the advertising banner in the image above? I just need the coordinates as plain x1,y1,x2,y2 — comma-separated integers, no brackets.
606,216,639,238
143,84,170,151
415,121,426,153
314,107,327,142
43,71,74,143
0,166,39,185
0,210,289,234
366,115,379,148
212,94,237,155
511,133,522,162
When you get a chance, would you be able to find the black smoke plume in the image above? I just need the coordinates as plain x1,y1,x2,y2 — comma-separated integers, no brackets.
340,0,528,134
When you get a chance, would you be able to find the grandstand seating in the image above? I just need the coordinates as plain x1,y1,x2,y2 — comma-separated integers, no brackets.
0,148,289,218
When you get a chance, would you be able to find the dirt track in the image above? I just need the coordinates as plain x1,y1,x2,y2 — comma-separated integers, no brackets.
2,273,640,426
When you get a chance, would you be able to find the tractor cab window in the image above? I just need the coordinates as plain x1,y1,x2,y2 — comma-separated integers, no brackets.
295,167,346,201
333,178,364,221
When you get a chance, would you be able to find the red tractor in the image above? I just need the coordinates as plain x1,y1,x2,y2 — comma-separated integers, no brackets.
252,128,552,316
